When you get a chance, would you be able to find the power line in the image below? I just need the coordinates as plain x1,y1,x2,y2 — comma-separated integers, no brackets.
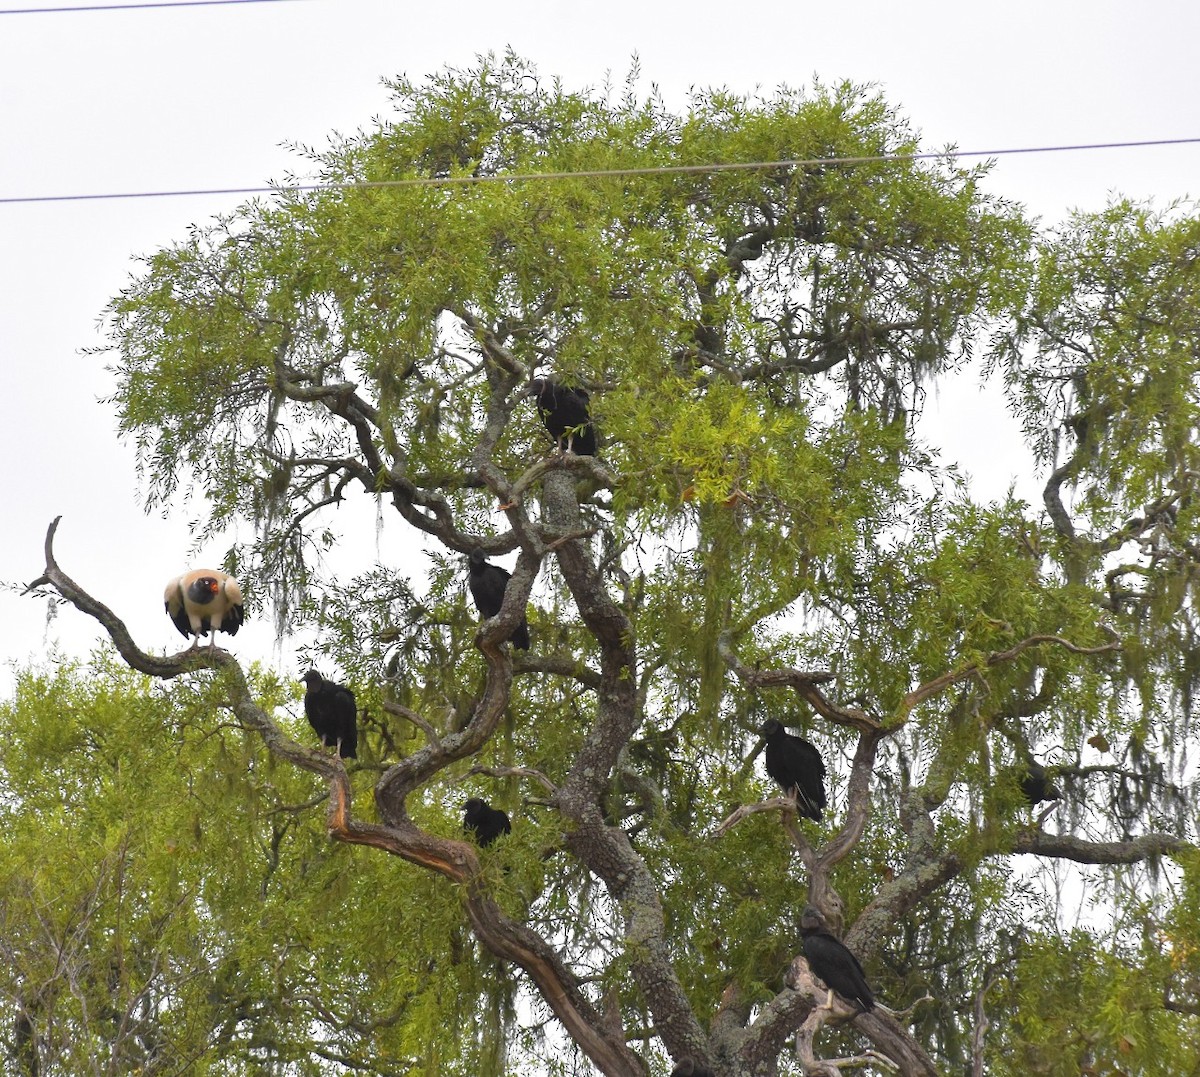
3,137,1199,206
1,0,299,13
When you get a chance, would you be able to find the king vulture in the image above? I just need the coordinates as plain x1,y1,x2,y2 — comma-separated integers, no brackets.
164,569,245,649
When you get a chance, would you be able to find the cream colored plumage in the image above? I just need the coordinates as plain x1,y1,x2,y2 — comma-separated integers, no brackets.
164,569,245,648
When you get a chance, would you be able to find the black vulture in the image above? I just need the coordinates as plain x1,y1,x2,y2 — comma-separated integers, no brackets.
800,906,875,1013
467,548,531,650
1020,761,1061,805
463,798,511,846
759,719,827,821
301,671,358,759
670,1060,714,1077
164,569,245,649
529,377,597,456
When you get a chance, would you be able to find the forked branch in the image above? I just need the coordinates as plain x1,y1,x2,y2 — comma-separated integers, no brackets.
25,517,647,1077
900,628,1120,716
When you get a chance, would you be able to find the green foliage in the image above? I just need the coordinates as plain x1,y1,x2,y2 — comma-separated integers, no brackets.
22,51,1200,1075
987,924,1200,1076
0,659,528,1075
1002,200,1200,506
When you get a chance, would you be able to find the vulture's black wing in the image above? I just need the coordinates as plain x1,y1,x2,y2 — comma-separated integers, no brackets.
325,682,358,759
762,722,827,821
467,551,531,650
468,555,509,619
1021,762,1060,805
800,907,875,1013
531,378,597,455
303,672,358,758
802,930,875,1011
463,799,512,846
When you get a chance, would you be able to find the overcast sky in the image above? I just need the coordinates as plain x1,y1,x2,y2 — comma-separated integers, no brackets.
2,0,1199,689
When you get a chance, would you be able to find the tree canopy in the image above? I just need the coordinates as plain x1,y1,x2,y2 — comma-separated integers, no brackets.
12,52,1200,1076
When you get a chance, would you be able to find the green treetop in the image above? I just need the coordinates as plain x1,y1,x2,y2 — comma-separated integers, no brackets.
16,53,1200,1076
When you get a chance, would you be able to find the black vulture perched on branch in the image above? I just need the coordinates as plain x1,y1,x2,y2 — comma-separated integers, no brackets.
467,549,531,650
1021,761,1061,805
800,906,875,1013
301,671,358,759
463,798,512,846
164,568,245,649
759,719,827,821
529,377,597,456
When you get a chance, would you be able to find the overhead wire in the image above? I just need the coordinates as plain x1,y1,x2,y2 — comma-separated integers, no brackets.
1,0,299,13
2,137,1199,207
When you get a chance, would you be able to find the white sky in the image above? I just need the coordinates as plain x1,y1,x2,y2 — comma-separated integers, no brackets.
2,0,1199,688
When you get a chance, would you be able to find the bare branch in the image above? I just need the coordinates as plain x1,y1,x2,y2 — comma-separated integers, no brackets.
1164,992,1200,1017
381,699,440,746
514,653,603,690
25,517,647,1077
1043,459,1079,543
26,517,208,681
718,631,882,733
540,470,706,1067
849,848,965,962
819,730,885,872
712,795,801,837
743,958,937,1077
467,765,558,796
899,629,1120,715
1012,829,1188,864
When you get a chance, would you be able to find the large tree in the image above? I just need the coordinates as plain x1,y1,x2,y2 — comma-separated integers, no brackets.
20,54,1200,1075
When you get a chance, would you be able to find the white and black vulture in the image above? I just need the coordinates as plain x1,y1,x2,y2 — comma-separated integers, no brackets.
670,1060,714,1077
463,798,511,846
800,906,875,1013
301,671,358,759
1020,761,1060,805
467,548,531,650
529,377,597,456
164,569,245,649
759,719,827,821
